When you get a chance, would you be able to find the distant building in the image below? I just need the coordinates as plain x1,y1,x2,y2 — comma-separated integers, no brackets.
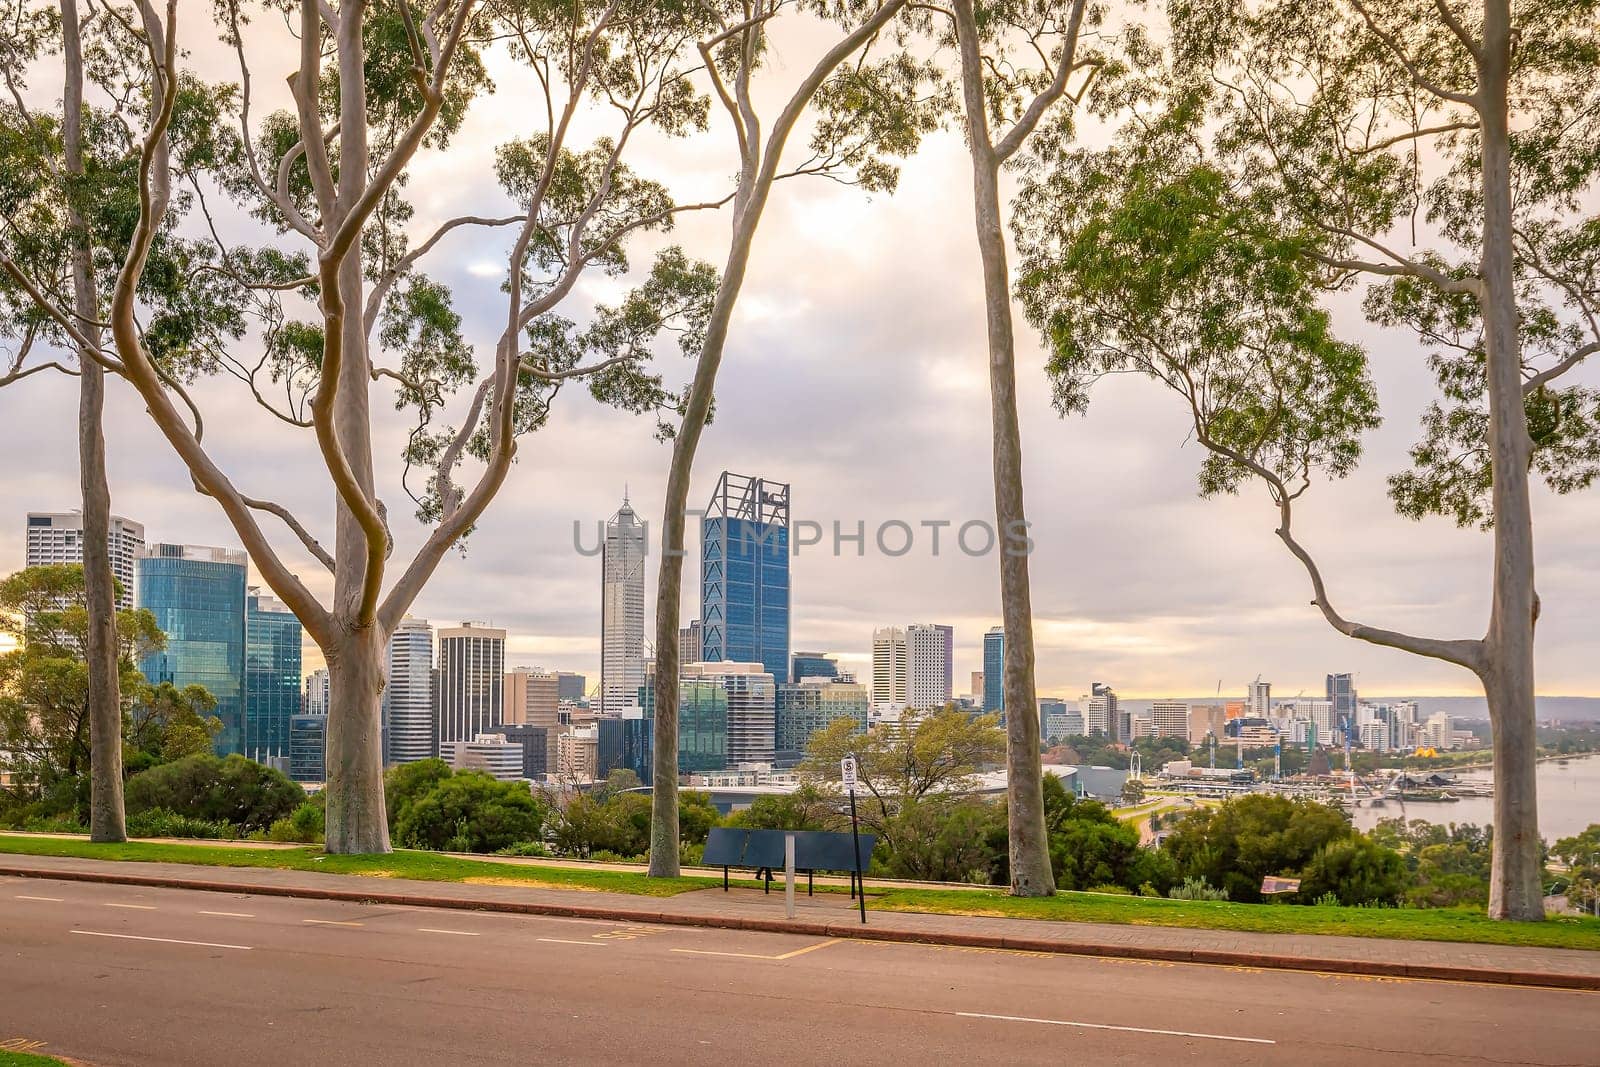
679,620,703,665
776,677,868,760
701,472,790,680
1039,698,1080,742
1079,682,1118,742
683,661,774,766
1247,679,1271,718
556,724,600,781
970,671,984,704
1150,700,1190,741
982,627,1005,714
1327,673,1357,734
601,496,647,716
288,714,326,783
25,510,145,609
555,671,587,702
505,667,559,729
245,589,302,766
437,623,505,747
303,669,330,718
385,617,435,764
446,733,526,781
906,623,953,709
136,543,248,755
1130,714,1156,740
790,650,838,684
870,627,907,707
487,723,550,780
1188,703,1226,746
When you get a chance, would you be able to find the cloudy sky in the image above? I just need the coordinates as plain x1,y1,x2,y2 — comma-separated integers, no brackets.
2,7,1596,700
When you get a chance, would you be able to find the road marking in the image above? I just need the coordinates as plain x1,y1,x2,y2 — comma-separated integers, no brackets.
418,928,479,936
1,1038,49,1053
671,939,842,962
536,938,609,948
953,1011,1274,1045
103,902,157,910
14,895,63,903
303,918,364,927
199,911,255,918
71,930,251,952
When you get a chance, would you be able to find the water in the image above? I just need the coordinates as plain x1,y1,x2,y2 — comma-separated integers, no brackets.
1348,754,1600,842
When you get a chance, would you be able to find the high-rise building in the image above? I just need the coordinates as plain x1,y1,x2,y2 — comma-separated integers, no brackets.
303,668,330,718
970,671,984,703
870,627,907,707
1151,700,1190,741
556,724,600,781
446,734,526,780
136,543,248,755
288,714,326,783
436,622,505,747
1079,682,1119,742
679,620,702,664
982,627,1005,713
505,667,560,729
906,623,954,710
683,661,774,766
385,617,435,764
636,677,730,780
790,651,838,684
1247,678,1271,717
486,723,550,780
245,589,302,765
1039,697,1076,741
1327,673,1357,735
776,677,868,759
701,472,790,680
1188,703,1227,746
555,671,587,702
601,496,647,715
26,511,145,609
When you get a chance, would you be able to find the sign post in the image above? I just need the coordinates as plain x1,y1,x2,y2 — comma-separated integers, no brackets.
783,832,797,918
841,755,866,925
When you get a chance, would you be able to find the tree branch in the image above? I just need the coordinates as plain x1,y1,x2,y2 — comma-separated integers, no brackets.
1349,0,1479,108
993,0,1089,163
1524,341,1600,395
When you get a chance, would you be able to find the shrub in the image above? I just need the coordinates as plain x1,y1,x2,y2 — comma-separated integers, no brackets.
1299,836,1409,906
394,771,546,853
495,841,549,858
124,754,303,833
126,807,235,840
1168,876,1229,901
384,758,454,829
265,801,325,843
1160,794,1353,903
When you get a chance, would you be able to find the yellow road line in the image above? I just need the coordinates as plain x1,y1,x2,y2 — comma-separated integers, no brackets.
537,937,608,947
672,939,842,962
303,918,364,927
103,902,157,910
199,911,255,918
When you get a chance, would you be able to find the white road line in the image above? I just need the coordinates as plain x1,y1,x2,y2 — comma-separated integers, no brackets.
102,902,157,910
536,938,608,948
199,911,255,918
14,895,63,903
954,1011,1275,1046
71,930,252,951
418,928,479,936
303,918,364,927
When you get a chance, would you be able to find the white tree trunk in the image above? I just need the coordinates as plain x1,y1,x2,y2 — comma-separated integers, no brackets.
323,627,390,853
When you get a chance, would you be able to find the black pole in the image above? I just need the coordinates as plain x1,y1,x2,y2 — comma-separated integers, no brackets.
848,786,866,925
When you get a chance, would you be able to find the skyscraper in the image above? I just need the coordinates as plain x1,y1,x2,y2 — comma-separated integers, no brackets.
635,676,729,780
555,671,587,702
245,589,302,765
303,668,330,717
776,677,869,759
385,617,435,764
1327,673,1356,736
436,622,504,747
871,626,907,707
679,619,702,664
135,544,248,755
683,661,774,766
982,627,1005,714
1151,700,1190,741
25,510,145,609
1080,682,1119,742
790,651,838,684
601,496,646,715
1247,678,1272,717
505,666,560,728
906,623,953,709
701,472,790,680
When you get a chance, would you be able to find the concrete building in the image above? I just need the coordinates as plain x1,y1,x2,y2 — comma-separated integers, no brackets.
679,619,703,665
701,472,791,680
1188,703,1227,746
557,724,600,781
446,733,526,781
1247,679,1271,718
245,589,302,766
906,623,953,709
136,543,248,755
1150,700,1190,742
505,667,559,729
555,671,587,702
1327,673,1357,731
1079,682,1118,742
789,651,838,684
982,628,1004,713
487,723,550,780
870,627,907,708
970,671,984,705
385,617,435,764
25,510,145,609
601,496,646,716
436,623,505,747
303,669,330,718
683,661,775,766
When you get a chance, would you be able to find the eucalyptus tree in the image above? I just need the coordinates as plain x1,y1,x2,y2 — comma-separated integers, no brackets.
1015,0,1600,919
646,0,941,877
3,0,720,853
902,0,1104,896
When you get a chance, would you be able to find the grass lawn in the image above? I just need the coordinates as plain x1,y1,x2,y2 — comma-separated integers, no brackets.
0,1052,67,1066
0,834,725,897
874,886,1600,951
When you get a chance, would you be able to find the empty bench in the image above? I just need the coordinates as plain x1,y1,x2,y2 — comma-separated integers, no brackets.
702,827,877,897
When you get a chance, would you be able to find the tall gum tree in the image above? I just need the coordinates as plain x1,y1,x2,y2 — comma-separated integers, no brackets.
646,0,942,876
1014,0,1600,919
4,0,721,853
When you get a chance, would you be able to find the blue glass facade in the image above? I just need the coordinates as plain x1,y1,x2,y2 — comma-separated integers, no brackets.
701,473,790,681
288,714,326,782
789,652,838,684
983,627,1005,715
137,545,248,755
246,591,303,765
631,679,729,783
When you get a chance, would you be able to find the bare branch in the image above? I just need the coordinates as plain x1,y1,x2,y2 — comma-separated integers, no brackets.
241,496,335,572
1352,120,1478,155
1524,341,1600,395
1432,0,1482,60
993,0,1090,163
1349,0,1479,108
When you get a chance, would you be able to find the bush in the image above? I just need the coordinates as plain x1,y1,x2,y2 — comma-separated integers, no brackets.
384,758,455,829
124,754,303,833
1168,876,1229,901
495,841,550,858
1160,794,1353,903
881,797,1005,883
126,807,235,840
264,801,325,843
394,771,546,854
549,792,652,859
1299,836,1409,906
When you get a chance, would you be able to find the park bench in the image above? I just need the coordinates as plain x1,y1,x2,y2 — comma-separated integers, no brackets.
701,827,877,898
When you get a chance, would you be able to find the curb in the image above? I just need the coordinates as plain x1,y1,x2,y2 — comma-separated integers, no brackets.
4,863,1597,992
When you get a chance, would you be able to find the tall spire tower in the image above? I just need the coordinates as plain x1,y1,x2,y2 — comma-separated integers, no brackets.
601,494,647,714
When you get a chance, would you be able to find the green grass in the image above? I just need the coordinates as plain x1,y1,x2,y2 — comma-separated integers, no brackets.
0,834,726,897
0,1051,68,1066
874,886,1600,951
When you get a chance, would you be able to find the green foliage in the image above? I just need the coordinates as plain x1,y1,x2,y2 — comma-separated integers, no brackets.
124,754,303,834
725,785,838,831
548,790,654,859
125,807,236,840
1299,836,1410,907
1371,818,1494,908
384,758,455,828
1160,794,1357,903
393,771,546,854
1168,877,1229,901
879,797,1006,883
1552,824,1600,911
265,801,326,844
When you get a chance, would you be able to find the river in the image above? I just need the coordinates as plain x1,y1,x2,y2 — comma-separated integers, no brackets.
1348,754,1600,842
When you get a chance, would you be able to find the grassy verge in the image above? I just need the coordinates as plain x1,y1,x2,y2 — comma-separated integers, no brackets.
874,886,1600,951
0,834,726,897
0,1052,67,1066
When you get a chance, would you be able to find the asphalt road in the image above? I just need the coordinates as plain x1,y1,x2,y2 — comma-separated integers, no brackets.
2,874,1596,1066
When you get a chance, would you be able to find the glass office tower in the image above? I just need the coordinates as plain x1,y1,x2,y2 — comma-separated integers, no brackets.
983,626,1005,715
701,471,790,681
136,544,249,755
246,589,303,766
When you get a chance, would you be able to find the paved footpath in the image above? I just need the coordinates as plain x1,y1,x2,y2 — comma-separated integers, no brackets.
2,850,1597,991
